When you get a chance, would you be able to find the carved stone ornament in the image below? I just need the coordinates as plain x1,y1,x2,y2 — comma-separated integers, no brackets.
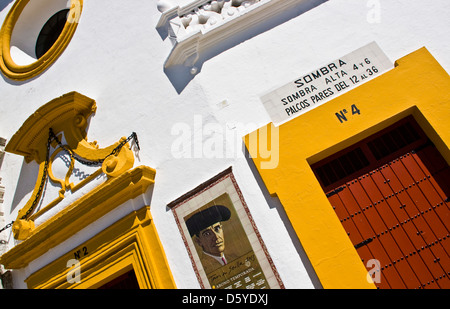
5,92,136,240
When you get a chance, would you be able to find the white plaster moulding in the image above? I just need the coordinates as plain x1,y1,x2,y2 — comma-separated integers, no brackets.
157,0,213,28
157,0,304,68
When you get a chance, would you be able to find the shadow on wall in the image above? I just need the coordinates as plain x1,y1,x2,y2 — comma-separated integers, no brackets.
158,0,328,94
0,0,13,12
10,159,40,215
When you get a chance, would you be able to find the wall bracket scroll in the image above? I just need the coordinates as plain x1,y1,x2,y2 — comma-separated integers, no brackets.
5,92,137,240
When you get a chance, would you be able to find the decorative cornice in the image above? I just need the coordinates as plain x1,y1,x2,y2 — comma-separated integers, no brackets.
157,0,305,69
25,205,175,289
0,165,156,269
5,92,138,240
5,91,97,163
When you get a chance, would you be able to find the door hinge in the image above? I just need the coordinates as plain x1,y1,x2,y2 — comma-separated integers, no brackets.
354,237,373,249
326,186,345,198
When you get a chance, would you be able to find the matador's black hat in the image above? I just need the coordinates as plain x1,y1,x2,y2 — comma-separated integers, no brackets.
186,205,231,237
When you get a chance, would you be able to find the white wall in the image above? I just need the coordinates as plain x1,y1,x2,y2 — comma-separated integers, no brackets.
0,0,449,288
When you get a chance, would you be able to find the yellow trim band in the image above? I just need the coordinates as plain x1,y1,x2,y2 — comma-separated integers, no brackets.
0,165,157,269
26,206,176,289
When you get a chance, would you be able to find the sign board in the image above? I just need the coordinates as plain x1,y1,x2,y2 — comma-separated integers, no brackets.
261,42,394,125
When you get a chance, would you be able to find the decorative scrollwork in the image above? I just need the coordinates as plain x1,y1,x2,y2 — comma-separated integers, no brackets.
156,0,298,69
179,0,261,34
2,92,140,240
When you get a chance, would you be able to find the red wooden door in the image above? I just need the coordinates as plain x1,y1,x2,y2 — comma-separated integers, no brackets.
312,117,449,289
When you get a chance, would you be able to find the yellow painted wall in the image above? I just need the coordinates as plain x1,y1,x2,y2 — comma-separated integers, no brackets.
26,206,176,289
245,47,450,288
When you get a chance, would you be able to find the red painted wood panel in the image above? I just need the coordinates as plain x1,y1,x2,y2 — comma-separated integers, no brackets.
348,175,424,288
328,185,405,289
377,160,450,288
317,117,450,289
325,142,449,288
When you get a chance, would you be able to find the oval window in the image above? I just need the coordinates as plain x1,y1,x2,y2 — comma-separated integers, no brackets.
0,0,82,81
35,9,70,59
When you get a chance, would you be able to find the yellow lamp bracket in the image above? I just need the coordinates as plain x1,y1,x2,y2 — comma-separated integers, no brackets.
5,92,138,240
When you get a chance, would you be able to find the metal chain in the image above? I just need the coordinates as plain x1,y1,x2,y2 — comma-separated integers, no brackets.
21,130,52,219
0,222,14,234
0,129,52,235
49,129,140,166
0,129,140,235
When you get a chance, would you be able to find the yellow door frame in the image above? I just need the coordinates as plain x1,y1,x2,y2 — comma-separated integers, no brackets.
25,206,176,289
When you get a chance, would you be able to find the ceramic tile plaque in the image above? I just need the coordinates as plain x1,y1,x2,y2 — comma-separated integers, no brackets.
168,167,284,289
261,42,393,125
